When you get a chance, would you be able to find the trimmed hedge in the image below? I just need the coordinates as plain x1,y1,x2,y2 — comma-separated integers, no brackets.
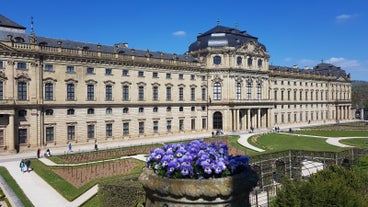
99,175,145,207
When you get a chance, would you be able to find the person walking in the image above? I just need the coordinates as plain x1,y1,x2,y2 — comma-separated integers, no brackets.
94,140,98,151
19,159,25,173
68,142,72,152
25,159,31,172
37,148,41,158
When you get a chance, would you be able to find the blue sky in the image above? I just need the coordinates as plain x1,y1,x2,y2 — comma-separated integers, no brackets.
2,0,368,81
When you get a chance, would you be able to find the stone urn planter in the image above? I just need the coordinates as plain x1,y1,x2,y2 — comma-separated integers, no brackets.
139,167,258,207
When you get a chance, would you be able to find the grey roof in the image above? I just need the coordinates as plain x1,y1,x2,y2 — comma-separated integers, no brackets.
0,15,26,29
189,25,266,52
269,63,348,80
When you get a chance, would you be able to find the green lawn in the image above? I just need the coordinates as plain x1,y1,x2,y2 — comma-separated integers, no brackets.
294,130,368,137
340,138,368,149
248,133,342,153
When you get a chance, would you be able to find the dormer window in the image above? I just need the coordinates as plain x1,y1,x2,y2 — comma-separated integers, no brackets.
14,37,25,43
258,59,263,68
213,55,221,65
237,56,242,65
247,58,253,66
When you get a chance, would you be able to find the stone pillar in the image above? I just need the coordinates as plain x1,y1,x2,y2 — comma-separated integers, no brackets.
8,114,15,151
247,109,251,130
257,108,261,129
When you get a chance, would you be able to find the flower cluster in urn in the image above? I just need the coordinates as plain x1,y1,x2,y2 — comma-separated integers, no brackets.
146,139,250,179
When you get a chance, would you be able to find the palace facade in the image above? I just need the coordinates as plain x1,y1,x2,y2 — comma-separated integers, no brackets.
0,15,351,152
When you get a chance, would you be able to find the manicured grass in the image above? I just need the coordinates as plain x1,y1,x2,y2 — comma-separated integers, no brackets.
294,130,368,137
340,138,368,148
248,133,342,152
31,158,145,201
0,167,34,207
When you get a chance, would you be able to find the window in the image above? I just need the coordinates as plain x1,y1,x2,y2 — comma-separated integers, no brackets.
294,90,297,101
87,84,94,101
166,73,171,79
138,71,144,77
66,66,75,73
123,122,129,136
18,128,27,144
166,120,172,132
274,90,278,100
106,123,112,137
179,87,184,101
67,126,75,140
18,82,27,100
300,91,303,100
45,109,53,115
17,62,27,69
45,83,53,100
152,71,158,78
191,88,195,101
179,107,184,112
202,106,206,111
0,81,3,100
287,90,290,101
0,60,3,68
106,107,112,114
236,83,241,100
213,82,222,100
67,108,75,115
213,55,221,65
46,127,54,142
179,119,184,131
87,67,94,74
122,69,129,76
237,56,242,65
87,108,94,114
122,85,129,101
179,74,184,80
153,121,158,133
247,58,252,66
123,107,129,113
166,86,171,101
139,107,144,113
45,64,53,71
18,110,27,117
87,124,95,139
201,76,206,81
191,119,195,130
166,106,171,112
202,88,206,101
191,75,196,80
247,83,252,100
191,106,195,111
138,86,144,101
139,122,144,134
152,86,158,101
305,91,308,100
105,68,112,75
257,83,262,99
105,85,112,101
202,118,207,129
67,83,75,100
153,107,158,112
281,91,284,101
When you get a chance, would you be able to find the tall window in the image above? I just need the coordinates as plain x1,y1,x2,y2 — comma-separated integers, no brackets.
191,119,195,130
166,120,172,132
18,129,27,144
166,86,172,101
236,83,241,100
122,85,129,101
0,81,3,100
237,56,242,65
201,88,206,101
123,122,129,135
153,86,158,101
105,85,112,101
257,83,262,99
300,90,303,101
257,59,263,68
67,83,75,100
106,123,112,137
247,57,252,66
294,90,297,101
45,83,53,100
138,86,144,101
87,84,94,101
179,87,184,101
153,121,158,133
287,90,290,101
274,90,278,100
18,82,27,100
87,124,95,139
179,119,184,131
281,91,284,101
191,88,195,101
139,122,144,134
213,82,222,100
246,83,252,100
202,118,207,129
46,127,54,142
67,126,75,140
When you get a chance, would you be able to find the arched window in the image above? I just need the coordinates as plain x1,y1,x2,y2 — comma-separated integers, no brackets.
213,55,221,65
257,83,262,99
67,108,75,115
45,82,53,100
87,108,94,114
247,83,252,100
237,56,242,65
247,57,253,66
106,107,112,114
45,109,53,115
123,107,129,113
213,112,223,129
257,59,263,67
213,82,222,100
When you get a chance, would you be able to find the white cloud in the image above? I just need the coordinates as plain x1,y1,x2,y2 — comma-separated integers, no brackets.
284,57,292,62
172,31,186,36
336,14,351,21
326,57,360,68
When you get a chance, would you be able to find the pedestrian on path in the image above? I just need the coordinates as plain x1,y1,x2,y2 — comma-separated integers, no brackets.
68,142,72,152
37,148,41,158
19,159,25,173
25,159,31,172
94,140,98,151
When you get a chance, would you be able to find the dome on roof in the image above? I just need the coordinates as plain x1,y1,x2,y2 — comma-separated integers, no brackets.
188,25,266,52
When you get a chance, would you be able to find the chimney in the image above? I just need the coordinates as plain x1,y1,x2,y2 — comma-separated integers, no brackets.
123,42,128,48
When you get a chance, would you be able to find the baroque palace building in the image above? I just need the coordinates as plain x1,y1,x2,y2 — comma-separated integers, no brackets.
0,15,352,152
